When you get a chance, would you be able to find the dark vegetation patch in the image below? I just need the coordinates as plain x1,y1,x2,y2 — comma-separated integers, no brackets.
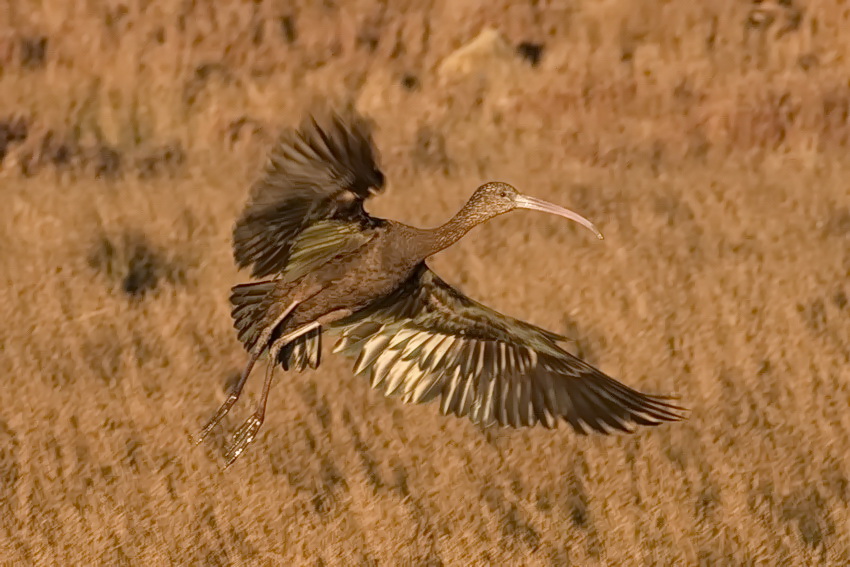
11,124,186,180
136,142,186,179
19,36,48,69
834,289,847,310
798,53,819,71
501,504,541,550
356,12,383,53
696,482,721,521
226,117,265,146
93,144,122,179
0,116,28,164
87,231,188,298
535,490,552,512
311,455,349,515
781,487,835,548
183,62,234,107
401,73,420,91
481,485,541,552
299,381,333,430
797,298,830,334
19,129,78,176
279,15,297,44
411,125,452,174
343,408,386,492
516,41,544,67
104,4,129,29
565,474,590,529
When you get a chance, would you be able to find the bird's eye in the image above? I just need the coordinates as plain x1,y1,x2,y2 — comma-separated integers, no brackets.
499,190,507,198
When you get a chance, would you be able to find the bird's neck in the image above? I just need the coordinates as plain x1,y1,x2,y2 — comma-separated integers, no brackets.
422,200,488,258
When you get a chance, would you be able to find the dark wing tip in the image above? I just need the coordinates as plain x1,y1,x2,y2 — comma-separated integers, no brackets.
231,106,386,278
371,167,386,192
638,393,690,422
584,378,689,432
300,106,386,199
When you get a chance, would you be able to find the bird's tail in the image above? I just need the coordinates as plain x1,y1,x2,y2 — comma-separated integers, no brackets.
229,281,321,371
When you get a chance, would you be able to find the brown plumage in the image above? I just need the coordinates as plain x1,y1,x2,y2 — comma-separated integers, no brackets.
196,109,687,466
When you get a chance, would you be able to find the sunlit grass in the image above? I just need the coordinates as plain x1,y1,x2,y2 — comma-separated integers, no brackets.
1,1,849,564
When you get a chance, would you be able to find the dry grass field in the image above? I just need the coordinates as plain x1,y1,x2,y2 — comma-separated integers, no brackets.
1,0,850,565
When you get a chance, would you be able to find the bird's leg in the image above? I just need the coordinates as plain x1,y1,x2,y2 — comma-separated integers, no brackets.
223,320,322,467
222,308,353,467
195,300,299,446
194,351,260,445
223,341,283,467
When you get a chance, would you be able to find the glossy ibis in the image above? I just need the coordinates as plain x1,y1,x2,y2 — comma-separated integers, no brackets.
196,110,687,466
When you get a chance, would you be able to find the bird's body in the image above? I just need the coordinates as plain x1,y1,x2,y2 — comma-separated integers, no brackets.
196,109,687,466
232,221,428,348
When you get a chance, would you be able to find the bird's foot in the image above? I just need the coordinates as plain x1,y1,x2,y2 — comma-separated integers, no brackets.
223,412,264,468
194,393,239,446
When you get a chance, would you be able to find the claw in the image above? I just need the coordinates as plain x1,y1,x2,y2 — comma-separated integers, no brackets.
224,413,264,467
195,352,262,447
202,316,325,467
194,393,239,445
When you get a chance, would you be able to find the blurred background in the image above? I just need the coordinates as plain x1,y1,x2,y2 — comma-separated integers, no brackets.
1,1,849,565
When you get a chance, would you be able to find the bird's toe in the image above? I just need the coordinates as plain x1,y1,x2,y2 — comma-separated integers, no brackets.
224,413,264,467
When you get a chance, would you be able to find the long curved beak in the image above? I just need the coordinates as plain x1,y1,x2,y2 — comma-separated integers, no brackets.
514,195,604,240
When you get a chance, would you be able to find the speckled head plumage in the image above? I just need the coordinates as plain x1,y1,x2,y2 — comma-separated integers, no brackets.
459,181,604,240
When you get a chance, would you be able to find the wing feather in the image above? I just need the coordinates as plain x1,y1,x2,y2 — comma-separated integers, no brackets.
233,109,385,278
332,263,687,432
282,220,376,282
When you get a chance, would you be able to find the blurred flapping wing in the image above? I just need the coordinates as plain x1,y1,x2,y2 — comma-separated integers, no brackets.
233,110,386,279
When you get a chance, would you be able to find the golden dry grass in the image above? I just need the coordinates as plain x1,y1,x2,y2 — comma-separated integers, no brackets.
1,0,849,565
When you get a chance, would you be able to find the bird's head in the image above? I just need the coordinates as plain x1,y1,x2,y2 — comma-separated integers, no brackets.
467,182,604,239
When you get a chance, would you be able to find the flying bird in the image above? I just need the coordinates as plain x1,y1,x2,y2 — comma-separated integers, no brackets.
196,109,686,466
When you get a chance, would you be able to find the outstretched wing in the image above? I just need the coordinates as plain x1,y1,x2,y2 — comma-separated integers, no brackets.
233,109,386,279
332,264,687,431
